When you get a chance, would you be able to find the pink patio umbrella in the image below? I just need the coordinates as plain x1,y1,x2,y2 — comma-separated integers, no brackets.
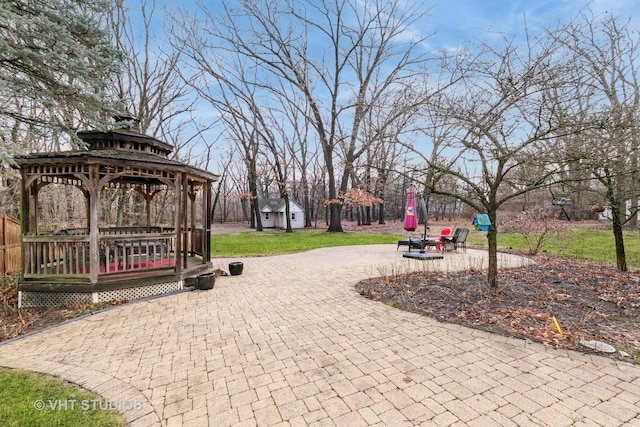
401,184,441,260
403,184,418,232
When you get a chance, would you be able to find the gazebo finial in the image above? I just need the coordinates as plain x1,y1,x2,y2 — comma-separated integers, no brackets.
113,110,141,132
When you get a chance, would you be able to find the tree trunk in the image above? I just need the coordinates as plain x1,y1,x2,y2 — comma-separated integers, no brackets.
304,193,312,227
611,203,627,272
246,198,253,227
283,193,292,233
327,204,343,232
116,188,126,227
487,211,499,288
251,198,263,231
630,153,639,227
628,196,638,228
378,200,385,224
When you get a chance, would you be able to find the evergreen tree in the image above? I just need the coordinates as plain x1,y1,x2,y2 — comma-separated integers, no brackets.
0,0,122,173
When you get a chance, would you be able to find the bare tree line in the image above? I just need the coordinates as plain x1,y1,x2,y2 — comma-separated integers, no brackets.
2,1,640,287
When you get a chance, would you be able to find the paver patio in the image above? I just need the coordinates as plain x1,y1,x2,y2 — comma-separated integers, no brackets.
1,245,639,426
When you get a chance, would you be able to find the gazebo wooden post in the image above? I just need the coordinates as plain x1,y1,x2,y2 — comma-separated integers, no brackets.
29,182,39,235
182,174,189,269
20,175,30,235
145,183,152,233
20,175,30,273
88,164,100,284
204,180,212,262
174,173,183,274
85,192,90,232
189,182,196,256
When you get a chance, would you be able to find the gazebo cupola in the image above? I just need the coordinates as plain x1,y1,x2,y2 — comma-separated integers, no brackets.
16,114,218,307
80,112,173,157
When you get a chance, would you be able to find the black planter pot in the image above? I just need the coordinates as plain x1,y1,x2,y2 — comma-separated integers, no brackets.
229,262,243,276
197,272,215,290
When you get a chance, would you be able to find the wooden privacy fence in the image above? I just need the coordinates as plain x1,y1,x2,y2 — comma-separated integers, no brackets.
1,215,21,275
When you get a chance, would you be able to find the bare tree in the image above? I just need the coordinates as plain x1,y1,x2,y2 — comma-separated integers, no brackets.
357,74,461,225
414,32,571,288
210,148,236,223
261,97,309,232
358,88,418,225
225,115,263,230
549,9,640,272
281,91,317,228
171,0,432,231
109,0,203,139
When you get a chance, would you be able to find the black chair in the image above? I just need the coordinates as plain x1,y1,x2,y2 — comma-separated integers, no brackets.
397,236,422,251
442,228,469,252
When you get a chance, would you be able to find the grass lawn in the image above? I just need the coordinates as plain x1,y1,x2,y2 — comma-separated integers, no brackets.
211,225,638,361
211,225,640,269
211,228,402,257
467,228,640,269
0,368,124,427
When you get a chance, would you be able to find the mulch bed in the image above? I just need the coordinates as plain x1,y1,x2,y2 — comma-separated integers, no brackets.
1,283,65,341
356,254,640,364
0,284,123,342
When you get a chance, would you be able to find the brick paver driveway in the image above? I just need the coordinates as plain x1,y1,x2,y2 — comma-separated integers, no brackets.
1,245,639,426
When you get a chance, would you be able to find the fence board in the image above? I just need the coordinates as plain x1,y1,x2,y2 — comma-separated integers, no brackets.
0,215,21,275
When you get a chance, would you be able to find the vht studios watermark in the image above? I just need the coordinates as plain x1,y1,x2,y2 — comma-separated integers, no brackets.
34,399,143,411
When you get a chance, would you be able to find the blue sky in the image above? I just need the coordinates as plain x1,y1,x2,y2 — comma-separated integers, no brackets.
425,0,638,49
150,0,638,45
145,0,640,72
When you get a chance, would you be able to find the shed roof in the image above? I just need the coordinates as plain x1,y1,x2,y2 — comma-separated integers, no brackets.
260,198,303,213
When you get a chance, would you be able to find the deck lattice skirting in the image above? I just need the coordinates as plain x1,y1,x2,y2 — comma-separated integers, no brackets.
18,280,184,308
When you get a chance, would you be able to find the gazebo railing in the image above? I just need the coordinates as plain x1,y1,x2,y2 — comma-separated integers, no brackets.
22,231,177,280
100,232,175,274
100,226,169,235
23,234,91,277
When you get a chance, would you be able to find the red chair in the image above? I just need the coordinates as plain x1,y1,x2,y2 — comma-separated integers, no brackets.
425,228,450,252
436,228,451,252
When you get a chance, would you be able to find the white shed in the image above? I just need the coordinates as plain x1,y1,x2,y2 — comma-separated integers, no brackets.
259,199,305,229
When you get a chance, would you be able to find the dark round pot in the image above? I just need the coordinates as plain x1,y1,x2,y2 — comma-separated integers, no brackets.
229,262,243,276
197,272,215,290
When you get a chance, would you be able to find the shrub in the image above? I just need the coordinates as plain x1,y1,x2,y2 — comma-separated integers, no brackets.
500,203,568,255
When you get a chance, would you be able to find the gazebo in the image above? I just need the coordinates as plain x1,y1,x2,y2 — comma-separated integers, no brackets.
15,115,218,307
